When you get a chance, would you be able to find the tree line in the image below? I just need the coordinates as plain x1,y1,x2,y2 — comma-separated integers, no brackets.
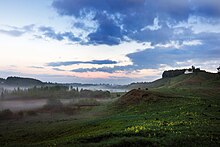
1,85,111,99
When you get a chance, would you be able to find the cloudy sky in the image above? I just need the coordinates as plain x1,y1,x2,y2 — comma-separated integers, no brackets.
0,0,220,84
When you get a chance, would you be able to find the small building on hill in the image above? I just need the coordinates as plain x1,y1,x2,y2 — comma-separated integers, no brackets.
162,66,206,78
184,66,202,74
184,69,193,74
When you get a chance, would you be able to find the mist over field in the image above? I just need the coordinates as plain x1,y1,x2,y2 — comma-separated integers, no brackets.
0,84,116,111
0,99,47,112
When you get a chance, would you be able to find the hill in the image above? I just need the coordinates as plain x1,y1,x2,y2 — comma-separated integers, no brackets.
127,72,220,89
1,77,44,86
0,73,219,146
117,89,169,106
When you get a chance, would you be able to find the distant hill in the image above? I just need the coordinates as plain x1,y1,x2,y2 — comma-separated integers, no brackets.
0,78,5,83
127,72,220,89
0,77,44,86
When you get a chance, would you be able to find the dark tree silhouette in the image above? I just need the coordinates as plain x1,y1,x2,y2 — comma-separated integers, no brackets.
162,69,185,78
217,66,220,74
1,91,4,99
192,66,195,72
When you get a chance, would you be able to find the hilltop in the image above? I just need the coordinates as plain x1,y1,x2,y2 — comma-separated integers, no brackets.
117,89,171,106
127,71,220,89
0,77,44,87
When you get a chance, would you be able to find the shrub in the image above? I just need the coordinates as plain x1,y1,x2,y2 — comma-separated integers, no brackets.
17,111,24,118
0,109,13,120
26,110,37,116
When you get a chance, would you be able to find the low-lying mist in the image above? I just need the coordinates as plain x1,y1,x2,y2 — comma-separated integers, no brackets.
0,99,77,112
0,85,119,114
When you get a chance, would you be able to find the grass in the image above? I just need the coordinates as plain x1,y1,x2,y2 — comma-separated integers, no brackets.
128,72,220,89
0,87,219,146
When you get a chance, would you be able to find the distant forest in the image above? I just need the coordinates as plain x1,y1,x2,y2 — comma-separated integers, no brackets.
1,85,111,99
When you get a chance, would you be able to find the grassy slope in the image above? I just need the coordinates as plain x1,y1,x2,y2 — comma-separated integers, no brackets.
128,72,220,89
0,74,220,146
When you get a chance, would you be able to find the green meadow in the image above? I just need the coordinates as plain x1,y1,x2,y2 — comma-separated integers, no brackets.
0,73,220,146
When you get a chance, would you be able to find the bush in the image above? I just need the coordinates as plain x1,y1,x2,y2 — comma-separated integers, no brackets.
26,110,37,116
17,111,24,118
0,109,13,120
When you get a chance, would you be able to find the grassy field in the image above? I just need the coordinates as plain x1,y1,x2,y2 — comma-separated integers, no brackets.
0,86,219,147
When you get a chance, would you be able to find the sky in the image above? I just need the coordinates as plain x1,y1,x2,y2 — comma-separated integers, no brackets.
0,0,220,84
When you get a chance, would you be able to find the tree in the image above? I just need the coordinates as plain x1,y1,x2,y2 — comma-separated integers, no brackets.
162,69,185,78
217,66,220,74
192,66,195,72
1,91,4,99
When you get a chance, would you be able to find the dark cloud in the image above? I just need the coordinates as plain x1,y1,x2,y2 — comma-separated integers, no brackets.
52,0,153,45
72,65,136,73
47,60,117,67
87,13,123,45
39,26,63,40
131,23,174,45
71,49,191,73
71,32,220,73
191,0,220,17
38,26,81,42
72,67,114,73
62,32,82,42
127,32,220,69
52,0,220,45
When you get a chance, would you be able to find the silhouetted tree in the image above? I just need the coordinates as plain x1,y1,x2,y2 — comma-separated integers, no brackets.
1,91,4,99
192,66,195,72
217,66,220,74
